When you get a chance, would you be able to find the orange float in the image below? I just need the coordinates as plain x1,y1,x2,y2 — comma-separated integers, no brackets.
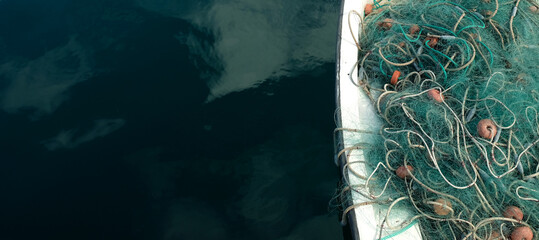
433,198,452,216
390,70,401,85
503,206,524,221
425,36,439,48
378,18,393,30
477,119,497,139
396,165,413,179
428,89,444,103
409,25,420,35
364,4,374,15
488,231,501,240
510,226,533,240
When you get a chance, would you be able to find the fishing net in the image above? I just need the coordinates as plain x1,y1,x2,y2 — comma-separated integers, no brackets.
335,0,539,239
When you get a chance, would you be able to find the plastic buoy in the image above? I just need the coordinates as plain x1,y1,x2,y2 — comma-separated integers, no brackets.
378,18,393,30
489,231,501,240
510,226,533,240
396,165,413,179
391,70,401,85
428,89,444,103
477,119,497,139
409,25,420,35
365,4,374,15
425,36,439,48
433,198,452,216
503,206,524,221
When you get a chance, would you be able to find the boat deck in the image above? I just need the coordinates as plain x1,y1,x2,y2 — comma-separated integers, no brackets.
335,1,422,239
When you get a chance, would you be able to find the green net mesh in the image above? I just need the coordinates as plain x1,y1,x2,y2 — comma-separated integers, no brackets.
336,0,539,239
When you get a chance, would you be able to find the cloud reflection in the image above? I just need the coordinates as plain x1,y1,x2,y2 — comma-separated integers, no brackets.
43,118,125,150
0,37,92,117
138,0,338,101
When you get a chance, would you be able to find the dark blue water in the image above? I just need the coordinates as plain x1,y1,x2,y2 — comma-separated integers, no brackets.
0,0,343,239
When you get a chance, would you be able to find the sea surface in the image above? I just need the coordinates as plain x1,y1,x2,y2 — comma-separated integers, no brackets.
0,0,344,239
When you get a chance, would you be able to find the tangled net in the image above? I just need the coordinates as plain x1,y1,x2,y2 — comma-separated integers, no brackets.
334,0,539,239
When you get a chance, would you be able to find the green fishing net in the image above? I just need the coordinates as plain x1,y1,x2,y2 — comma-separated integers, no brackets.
337,0,539,239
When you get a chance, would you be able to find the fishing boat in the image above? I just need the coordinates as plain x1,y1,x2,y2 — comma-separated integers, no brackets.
334,1,422,239
335,0,539,239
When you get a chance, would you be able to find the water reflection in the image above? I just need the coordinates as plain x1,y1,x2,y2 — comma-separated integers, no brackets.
125,125,342,239
138,0,339,101
0,37,92,118
43,118,125,150
0,0,342,238
164,199,229,240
